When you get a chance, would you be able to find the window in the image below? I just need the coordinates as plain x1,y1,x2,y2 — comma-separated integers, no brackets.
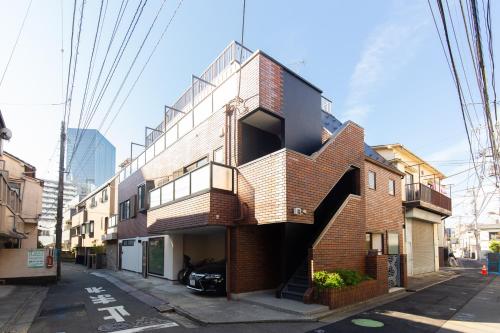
388,179,395,196
388,232,399,254
89,221,94,237
185,157,209,173
91,196,97,207
366,233,383,254
122,240,135,246
368,171,376,189
119,200,130,221
82,223,87,234
102,188,108,202
9,182,21,196
138,184,146,211
213,147,224,163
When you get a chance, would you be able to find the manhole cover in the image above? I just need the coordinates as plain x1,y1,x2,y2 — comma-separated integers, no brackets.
351,318,384,328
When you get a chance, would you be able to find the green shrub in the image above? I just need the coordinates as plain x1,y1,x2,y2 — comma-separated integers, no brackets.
489,240,500,253
313,269,371,290
313,271,345,290
336,269,364,286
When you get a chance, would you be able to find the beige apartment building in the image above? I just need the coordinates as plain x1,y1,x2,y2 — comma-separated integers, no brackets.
0,110,55,281
68,176,118,269
373,144,452,276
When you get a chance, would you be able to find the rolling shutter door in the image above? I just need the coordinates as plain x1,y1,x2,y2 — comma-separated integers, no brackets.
412,221,435,274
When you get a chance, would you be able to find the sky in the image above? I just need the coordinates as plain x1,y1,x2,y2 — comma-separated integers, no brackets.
0,0,498,227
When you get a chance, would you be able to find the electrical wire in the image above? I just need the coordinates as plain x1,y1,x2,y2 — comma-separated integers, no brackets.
0,0,33,90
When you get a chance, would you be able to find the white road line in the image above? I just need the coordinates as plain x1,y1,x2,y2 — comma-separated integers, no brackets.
109,322,179,333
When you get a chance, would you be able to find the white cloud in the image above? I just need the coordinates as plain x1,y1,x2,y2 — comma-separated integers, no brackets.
341,4,428,124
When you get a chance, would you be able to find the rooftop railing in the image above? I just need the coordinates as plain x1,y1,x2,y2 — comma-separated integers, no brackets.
149,162,236,210
145,41,253,147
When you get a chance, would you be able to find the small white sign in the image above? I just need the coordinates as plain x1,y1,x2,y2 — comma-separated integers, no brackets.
27,249,45,268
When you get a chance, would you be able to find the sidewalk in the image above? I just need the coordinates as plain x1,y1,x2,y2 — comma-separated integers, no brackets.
0,285,48,333
407,270,459,292
95,267,324,324
438,275,499,333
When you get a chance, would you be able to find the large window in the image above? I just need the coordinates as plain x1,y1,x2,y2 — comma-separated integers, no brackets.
119,200,130,221
388,232,399,254
138,184,146,211
368,171,376,190
388,179,395,196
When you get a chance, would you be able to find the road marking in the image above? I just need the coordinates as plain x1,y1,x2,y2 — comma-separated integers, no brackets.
98,306,130,322
86,287,106,294
91,294,117,304
109,322,179,332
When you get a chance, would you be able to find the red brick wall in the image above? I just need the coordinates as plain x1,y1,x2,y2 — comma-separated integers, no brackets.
229,224,282,293
365,159,404,254
147,191,237,233
236,122,365,226
259,56,284,115
311,196,366,273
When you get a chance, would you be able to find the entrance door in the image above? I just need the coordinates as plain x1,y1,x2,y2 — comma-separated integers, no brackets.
121,239,142,272
387,232,401,288
148,237,164,276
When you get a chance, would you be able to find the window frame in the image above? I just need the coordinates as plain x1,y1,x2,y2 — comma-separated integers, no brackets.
102,188,109,202
388,179,395,196
137,183,146,211
213,146,224,164
368,170,377,190
119,200,131,221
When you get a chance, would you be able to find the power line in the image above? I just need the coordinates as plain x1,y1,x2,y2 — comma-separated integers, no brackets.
0,0,33,90
71,0,185,181
67,0,148,172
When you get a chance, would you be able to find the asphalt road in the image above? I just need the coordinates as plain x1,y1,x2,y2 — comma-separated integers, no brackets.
308,269,492,333
29,265,320,333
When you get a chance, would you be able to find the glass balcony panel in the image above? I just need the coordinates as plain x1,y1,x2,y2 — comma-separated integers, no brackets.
190,164,210,193
165,126,177,147
178,112,193,137
150,188,161,208
174,174,190,199
146,145,155,163
212,164,232,191
137,152,145,168
161,182,174,204
154,134,165,156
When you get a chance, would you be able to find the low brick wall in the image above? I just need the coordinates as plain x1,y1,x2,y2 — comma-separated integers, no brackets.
315,279,386,309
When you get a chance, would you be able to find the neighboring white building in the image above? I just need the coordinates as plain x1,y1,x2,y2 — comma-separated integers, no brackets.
453,223,500,259
39,180,78,246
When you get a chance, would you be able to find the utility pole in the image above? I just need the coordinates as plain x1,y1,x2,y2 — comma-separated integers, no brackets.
55,121,66,280
472,188,481,260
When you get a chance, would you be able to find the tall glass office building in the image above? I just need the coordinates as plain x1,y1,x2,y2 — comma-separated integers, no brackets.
66,128,116,195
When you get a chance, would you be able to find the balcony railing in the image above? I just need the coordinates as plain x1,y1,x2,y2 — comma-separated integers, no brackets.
405,183,452,213
0,173,21,215
149,162,236,209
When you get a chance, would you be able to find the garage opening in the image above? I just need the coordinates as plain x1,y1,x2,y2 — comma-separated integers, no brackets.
239,109,283,165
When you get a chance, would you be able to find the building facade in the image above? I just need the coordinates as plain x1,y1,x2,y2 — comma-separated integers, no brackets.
39,179,78,246
66,128,116,197
373,144,452,276
68,176,118,270
0,112,55,281
115,42,406,303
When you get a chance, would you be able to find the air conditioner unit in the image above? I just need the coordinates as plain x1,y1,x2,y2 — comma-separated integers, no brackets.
293,207,303,215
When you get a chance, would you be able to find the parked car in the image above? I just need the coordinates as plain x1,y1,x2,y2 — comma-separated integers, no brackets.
186,260,226,294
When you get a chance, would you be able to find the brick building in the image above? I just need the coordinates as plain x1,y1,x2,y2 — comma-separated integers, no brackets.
116,42,406,302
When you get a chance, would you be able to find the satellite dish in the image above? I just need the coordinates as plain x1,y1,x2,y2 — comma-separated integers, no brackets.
0,127,12,140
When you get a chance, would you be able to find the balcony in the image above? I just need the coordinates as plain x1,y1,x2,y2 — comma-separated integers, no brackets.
0,173,24,239
147,163,237,233
404,183,452,217
102,215,118,241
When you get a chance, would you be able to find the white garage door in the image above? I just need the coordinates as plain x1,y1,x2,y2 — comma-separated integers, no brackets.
412,221,435,275
121,239,142,273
